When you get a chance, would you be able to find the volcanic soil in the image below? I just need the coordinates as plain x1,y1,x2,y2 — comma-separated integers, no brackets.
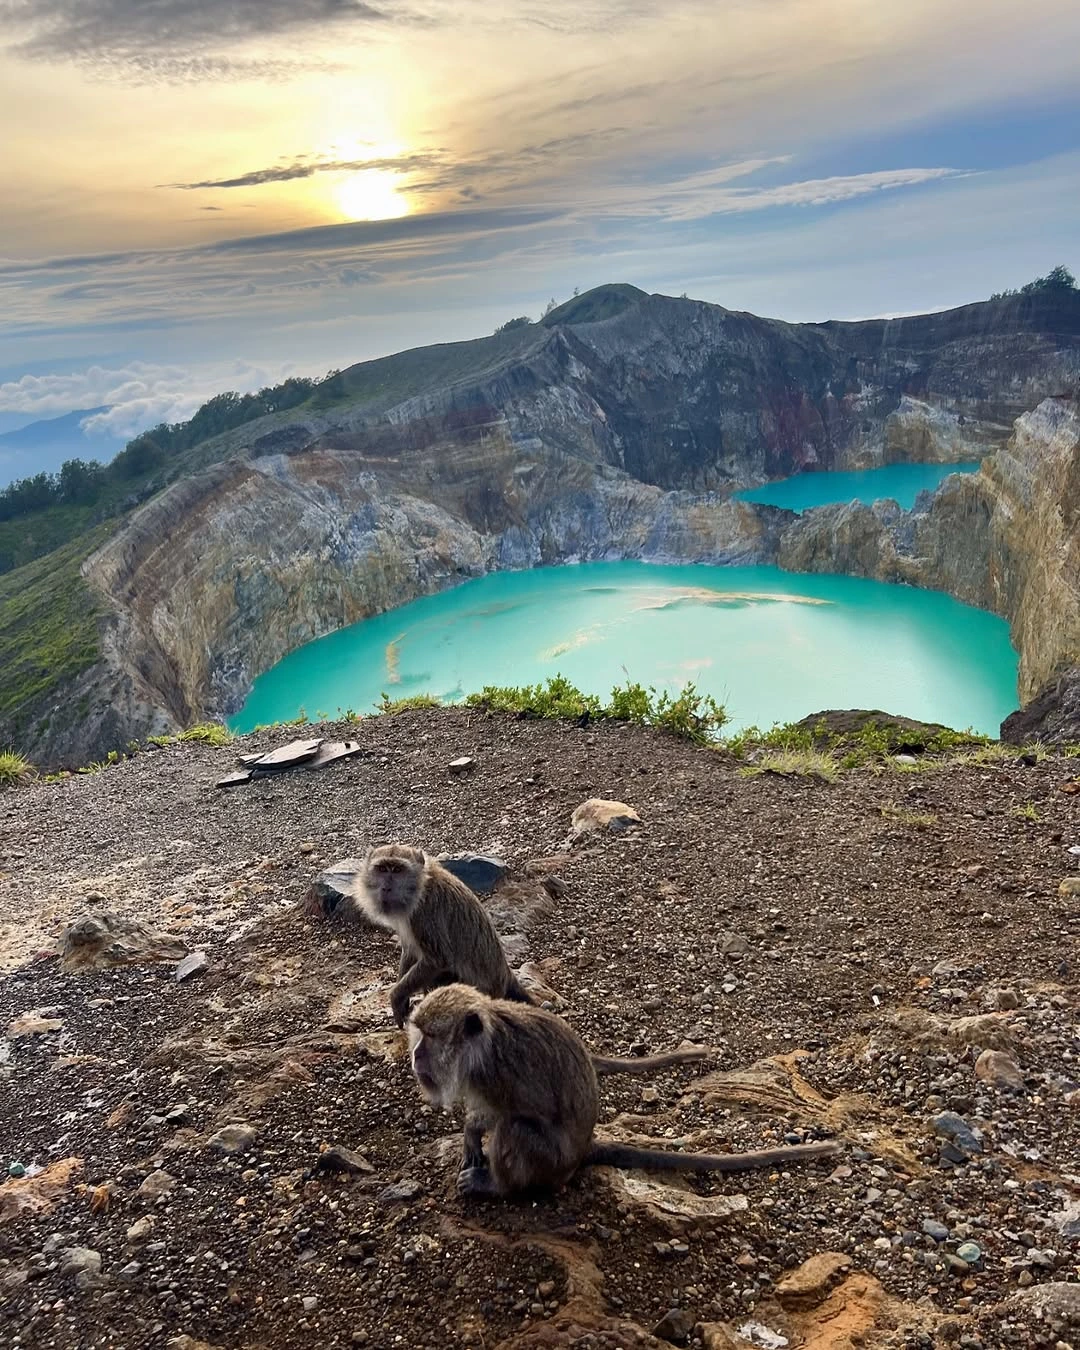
0,709,1078,1349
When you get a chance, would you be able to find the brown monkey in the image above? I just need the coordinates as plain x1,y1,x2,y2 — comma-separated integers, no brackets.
408,985,839,1198
355,844,535,1027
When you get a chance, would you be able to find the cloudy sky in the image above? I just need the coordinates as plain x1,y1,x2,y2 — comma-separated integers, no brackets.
1,0,1078,443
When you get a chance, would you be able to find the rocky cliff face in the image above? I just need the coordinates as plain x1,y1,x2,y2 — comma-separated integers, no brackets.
778,397,1080,724
70,424,786,754
357,287,1080,491
7,286,1080,764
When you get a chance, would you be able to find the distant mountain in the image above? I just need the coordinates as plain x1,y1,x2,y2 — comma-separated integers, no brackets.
0,407,127,488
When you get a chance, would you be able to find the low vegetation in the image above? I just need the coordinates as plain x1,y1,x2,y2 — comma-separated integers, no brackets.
0,527,110,742
0,748,33,787
465,674,727,744
880,803,938,829
737,748,840,782
376,693,442,714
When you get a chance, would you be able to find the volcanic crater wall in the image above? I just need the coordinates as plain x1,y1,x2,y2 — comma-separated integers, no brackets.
8,287,1080,764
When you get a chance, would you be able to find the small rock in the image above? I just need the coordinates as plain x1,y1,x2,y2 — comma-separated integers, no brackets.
447,756,477,776
117,1260,141,1286
922,1219,950,1242
974,1048,1026,1092
990,988,1021,1011
949,1012,1016,1052
721,932,750,958
931,1112,982,1155
126,1216,155,1243
377,1179,423,1204
1009,1281,1080,1318
6,1012,64,1038
956,1242,982,1265
641,1087,660,1105
943,1253,971,1276
774,1252,851,1310
538,1280,556,1298
137,1169,176,1200
653,1307,696,1344
570,798,641,836
164,1104,190,1125
60,1246,101,1287
315,1145,375,1175
205,1122,256,1154
302,1296,319,1313
175,951,209,983
436,853,508,895
7,1161,26,1178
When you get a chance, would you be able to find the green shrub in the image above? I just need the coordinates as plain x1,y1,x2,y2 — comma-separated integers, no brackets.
466,675,602,721
465,673,727,744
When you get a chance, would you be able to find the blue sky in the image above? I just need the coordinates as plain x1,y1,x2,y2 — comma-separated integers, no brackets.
0,1,1077,444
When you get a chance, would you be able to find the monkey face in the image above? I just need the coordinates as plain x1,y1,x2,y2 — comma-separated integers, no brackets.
408,985,490,1108
366,846,424,916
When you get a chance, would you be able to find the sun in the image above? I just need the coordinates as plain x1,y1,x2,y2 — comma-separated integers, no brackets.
334,169,410,222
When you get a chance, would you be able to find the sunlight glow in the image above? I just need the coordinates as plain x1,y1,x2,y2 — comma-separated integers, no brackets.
334,169,410,221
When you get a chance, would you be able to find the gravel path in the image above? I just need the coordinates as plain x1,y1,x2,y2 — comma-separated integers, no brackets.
1,710,1078,1348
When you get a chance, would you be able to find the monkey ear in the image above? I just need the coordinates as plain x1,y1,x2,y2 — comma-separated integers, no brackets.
463,1011,484,1038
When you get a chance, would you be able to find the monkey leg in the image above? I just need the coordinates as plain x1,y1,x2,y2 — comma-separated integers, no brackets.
479,1115,576,1196
462,1113,487,1171
398,949,417,980
389,958,452,1027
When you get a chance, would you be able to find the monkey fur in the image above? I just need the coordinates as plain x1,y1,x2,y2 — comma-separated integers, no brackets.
407,984,840,1197
356,844,536,1027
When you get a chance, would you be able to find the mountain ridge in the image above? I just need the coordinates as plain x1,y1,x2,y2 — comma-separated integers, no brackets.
1,282,1079,765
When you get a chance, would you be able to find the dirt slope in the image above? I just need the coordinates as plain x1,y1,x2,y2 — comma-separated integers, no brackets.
1,710,1078,1349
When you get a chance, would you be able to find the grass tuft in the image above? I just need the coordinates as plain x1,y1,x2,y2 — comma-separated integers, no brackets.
738,748,839,782
176,722,234,747
376,693,443,714
0,748,33,787
880,803,938,828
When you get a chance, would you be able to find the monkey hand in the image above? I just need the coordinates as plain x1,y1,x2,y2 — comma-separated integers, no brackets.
390,988,410,1028
457,1165,498,1197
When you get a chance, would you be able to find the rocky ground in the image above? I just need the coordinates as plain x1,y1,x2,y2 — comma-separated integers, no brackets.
0,708,1078,1350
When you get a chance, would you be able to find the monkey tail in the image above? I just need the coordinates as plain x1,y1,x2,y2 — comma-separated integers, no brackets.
503,973,539,1005
584,1139,840,1173
591,1048,708,1076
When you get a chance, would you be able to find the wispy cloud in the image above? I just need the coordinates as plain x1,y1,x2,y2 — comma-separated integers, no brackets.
169,152,439,190
2,0,391,59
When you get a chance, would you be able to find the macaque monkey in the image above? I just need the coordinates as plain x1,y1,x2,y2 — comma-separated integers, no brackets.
356,844,535,1027
408,985,839,1198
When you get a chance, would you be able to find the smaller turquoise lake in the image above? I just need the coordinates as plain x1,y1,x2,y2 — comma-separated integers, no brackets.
229,561,1018,736
733,460,981,512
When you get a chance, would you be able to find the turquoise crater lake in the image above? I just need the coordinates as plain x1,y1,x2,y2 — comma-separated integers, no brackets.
733,461,981,512
229,562,1018,736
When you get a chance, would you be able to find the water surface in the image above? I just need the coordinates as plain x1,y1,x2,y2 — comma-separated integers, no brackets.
733,461,981,512
230,561,1016,736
